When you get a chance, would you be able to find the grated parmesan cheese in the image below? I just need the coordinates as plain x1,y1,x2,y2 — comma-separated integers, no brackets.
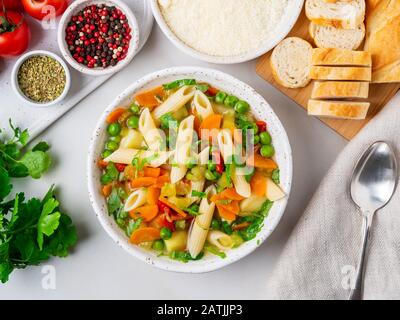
158,0,288,57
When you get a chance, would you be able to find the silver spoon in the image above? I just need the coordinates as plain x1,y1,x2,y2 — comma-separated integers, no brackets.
349,141,398,300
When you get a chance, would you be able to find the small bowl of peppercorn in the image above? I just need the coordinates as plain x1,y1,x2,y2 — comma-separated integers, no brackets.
58,0,139,76
11,50,71,107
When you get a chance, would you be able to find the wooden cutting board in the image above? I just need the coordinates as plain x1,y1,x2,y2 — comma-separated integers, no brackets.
256,9,400,140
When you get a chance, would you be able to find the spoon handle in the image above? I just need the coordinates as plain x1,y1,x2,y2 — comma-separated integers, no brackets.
348,212,373,300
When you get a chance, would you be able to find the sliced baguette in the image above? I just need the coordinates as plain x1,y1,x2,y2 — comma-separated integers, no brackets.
311,81,369,99
309,22,365,50
308,100,370,119
310,66,371,81
312,48,371,67
270,37,313,88
305,0,366,29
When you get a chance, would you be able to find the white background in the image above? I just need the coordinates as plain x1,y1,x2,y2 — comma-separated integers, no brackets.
0,25,346,299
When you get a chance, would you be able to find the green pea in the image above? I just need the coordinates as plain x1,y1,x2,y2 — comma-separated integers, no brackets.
224,95,239,108
260,132,272,145
110,135,121,143
127,116,139,129
130,103,140,114
152,239,165,251
186,158,197,169
102,150,112,159
101,174,112,185
208,159,216,171
205,169,217,181
253,135,260,145
260,145,275,158
160,227,172,240
211,219,221,230
175,220,186,230
234,100,250,114
107,123,121,136
105,140,119,151
215,91,227,104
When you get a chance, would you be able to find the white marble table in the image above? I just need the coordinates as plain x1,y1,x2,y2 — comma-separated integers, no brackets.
0,25,346,299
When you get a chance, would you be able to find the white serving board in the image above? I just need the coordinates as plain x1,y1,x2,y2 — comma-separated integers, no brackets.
0,0,153,139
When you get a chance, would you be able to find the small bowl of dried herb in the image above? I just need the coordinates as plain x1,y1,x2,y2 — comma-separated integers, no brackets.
11,50,71,107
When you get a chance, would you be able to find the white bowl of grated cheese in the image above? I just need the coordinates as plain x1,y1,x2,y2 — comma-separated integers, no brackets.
151,0,304,64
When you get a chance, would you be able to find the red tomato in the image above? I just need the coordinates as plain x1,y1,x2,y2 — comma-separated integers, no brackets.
2,0,23,11
0,11,30,57
21,0,68,20
256,120,267,133
153,213,175,231
115,163,127,172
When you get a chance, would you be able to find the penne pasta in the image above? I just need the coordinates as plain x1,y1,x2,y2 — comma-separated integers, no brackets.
152,85,196,120
217,129,235,162
124,188,147,212
198,146,210,165
171,116,194,183
105,148,173,167
218,130,251,197
187,186,217,258
207,230,234,251
138,108,163,151
239,195,267,214
192,90,214,120
232,167,251,198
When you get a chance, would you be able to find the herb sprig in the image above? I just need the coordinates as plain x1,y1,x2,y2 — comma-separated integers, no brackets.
0,121,77,283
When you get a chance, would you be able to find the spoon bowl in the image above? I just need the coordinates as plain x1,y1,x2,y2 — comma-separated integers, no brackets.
351,141,398,213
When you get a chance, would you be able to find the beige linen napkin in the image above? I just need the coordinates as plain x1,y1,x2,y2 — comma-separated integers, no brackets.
266,93,400,300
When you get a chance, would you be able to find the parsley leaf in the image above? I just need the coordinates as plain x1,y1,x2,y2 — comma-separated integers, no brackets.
163,79,196,90
37,198,61,250
20,151,52,179
0,167,11,201
191,190,206,198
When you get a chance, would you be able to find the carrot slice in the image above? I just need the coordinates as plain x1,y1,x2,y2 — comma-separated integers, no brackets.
129,205,159,221
216,203,237,221
130,177,157,188
146,186,160,205
199,114,222,141
154,173,170,188
97,159,108,169
102,184,112,197
250,171,267,197
158,197,187,217
106,107,125,124
143,167,161,178
130,227,161,244
134,86,164,109
210,188,245,203
247,153,278,169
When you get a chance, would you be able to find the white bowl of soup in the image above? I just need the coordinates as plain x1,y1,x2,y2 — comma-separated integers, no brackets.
87,67,292,273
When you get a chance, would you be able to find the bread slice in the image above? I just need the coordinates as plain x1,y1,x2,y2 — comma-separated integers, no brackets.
312,48,371,67
311,81,369,99
309,22,365,50
310,66,371,81
364,0,400,83
305,0,366,29
270,37,313,88
308,100,370,119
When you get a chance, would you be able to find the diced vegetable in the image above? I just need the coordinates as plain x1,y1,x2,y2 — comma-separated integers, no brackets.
130,177,157,188
250,171,267,197
106,108,125,124
143,167,161,178
158,197,187,217
246,153,278,169
134,86,165,109
130,227,161,244
199,114,222,141
129,205,158,221
146,186,161,205
164,230,188,253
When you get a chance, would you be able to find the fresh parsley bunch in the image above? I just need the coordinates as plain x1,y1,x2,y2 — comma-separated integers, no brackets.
0,121,77,283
